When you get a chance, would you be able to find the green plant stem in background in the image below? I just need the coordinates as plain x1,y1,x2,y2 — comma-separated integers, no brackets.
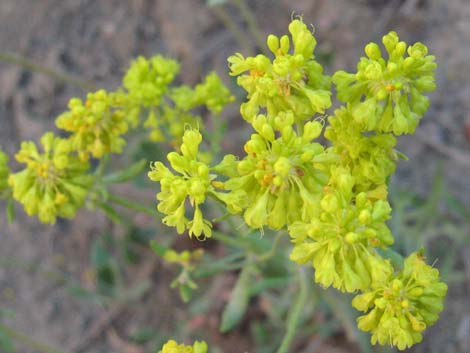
276,267,308,353
0,51,95,90
210,5,253,54
208,113,224,158
94,155,110,179
232,0,269,55
254,231,284,263
107,193,155,216
0,323,73,353
212,230,248,248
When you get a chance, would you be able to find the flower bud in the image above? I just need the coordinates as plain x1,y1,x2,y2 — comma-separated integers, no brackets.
267,34,280,54
280,35,290,54
365,42,382,60
321,194,338,213
359,209,371,224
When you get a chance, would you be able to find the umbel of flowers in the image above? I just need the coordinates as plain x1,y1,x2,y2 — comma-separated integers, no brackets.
149,18,447,350
8,133,93,223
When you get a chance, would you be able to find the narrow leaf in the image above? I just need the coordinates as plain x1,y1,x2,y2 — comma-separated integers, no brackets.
220,265,253,333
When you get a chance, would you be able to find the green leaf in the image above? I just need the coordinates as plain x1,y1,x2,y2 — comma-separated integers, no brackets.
248,276,290,296
219,265,253,333
102,159,147,184
91,240,112,268
150,240,168,257
96,202,122,224
179,284,193,303
90,239,120,296
129,327,156,344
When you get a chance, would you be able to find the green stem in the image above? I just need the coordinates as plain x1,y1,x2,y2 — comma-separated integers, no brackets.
94,155,110,178
209,113,223,158
295,121,304,136
107,194,156,216
0,323,73,353
254,231,284,262
194,258,247,278
0,51,95,91
211,5,253,54
276,267,309,353
232,0,269,55
212,230,245,248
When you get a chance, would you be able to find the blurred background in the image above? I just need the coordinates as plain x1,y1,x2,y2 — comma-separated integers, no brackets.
0,0,468,353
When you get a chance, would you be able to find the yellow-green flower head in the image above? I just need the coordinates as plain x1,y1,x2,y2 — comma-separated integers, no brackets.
56,90,129,160
333,32,436,135
169,72,234,115
143,72,232,144
123,55,179,107
353,251,447,350
225,116,332,230
8,133,94,224
148,129,246,239
144,104,203,144
228,18,331,122
289,167,394,292
193,71,235,114
158,339,208,353
325,107,398,190
0,148,10,196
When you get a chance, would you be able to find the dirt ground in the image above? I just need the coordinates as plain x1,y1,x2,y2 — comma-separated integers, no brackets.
0,1,469,353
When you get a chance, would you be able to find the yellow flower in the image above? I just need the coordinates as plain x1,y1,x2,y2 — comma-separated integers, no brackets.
56,90,128,160
8,132,93,224
353,252,447,350
158,339,208,353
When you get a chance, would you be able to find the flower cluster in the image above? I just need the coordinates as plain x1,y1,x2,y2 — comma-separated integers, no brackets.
5,52,232,224
228,19,331,122
353,252,447,350
123,55,180,108
144,74,234,143
324,107,398,191
148,129,245,239
149,20,333,234
8,133,93,223
333,31,436,135
149,18,446,350
289,167,394,292
225,116,330,229
158,339,208,353
153,244,206,302
0,13,446,350
56,90,129,160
